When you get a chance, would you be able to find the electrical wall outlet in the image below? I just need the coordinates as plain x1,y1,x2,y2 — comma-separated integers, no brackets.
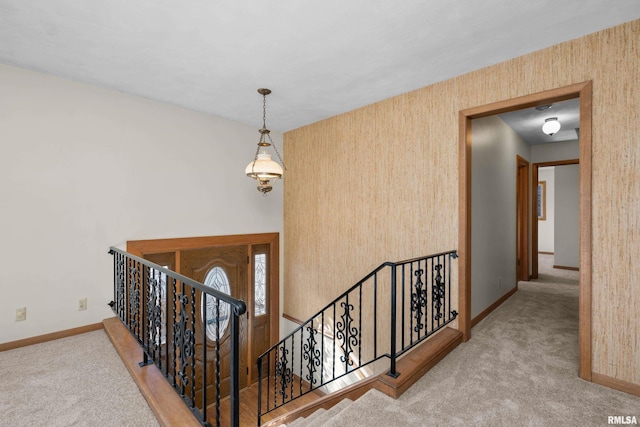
78,297,87,311
15,307,26,322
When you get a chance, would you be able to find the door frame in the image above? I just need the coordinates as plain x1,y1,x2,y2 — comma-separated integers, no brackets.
127,232,280,383
531,159,580,279
458,81,592,381
516,155,530,282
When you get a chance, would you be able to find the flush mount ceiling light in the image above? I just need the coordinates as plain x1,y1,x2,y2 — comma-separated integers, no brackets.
542,117,561,135
245,88,285,195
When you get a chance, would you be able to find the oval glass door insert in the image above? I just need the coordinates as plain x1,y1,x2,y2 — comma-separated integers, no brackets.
202,266,231,341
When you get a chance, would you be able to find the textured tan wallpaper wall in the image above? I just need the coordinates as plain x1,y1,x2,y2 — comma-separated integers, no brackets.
284,20,639,385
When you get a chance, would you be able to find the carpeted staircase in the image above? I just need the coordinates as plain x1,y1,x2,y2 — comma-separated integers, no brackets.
281,398,354,427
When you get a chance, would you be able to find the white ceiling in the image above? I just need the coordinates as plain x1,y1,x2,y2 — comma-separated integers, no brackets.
1,1,639,132
499,98,581,145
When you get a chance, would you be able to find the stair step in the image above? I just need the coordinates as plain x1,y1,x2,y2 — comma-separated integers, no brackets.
303,398,353,427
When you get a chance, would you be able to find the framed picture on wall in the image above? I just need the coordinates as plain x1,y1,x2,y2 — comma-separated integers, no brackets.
537,181,546,220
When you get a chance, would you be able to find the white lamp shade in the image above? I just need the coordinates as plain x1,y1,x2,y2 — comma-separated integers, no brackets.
245,152,283,179
542,119,561,135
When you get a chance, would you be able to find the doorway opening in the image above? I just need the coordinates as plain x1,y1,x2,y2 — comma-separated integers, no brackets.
532,160,580,279
458,81,592,381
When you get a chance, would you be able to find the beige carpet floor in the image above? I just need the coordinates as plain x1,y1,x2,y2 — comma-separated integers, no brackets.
0,329,158,427
319,255,640,426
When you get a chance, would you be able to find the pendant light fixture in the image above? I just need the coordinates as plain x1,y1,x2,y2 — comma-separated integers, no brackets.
245,88,285,194
542,117,561,135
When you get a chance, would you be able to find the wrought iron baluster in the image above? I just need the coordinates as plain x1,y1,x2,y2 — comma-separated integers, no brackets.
148,267,161,362
129,261,141,334
215,297,221,427
336,295,359,370
189,287,196,407
275,342,292,403
320,311,325,386
409,262,414,346
290,335,294,400
202,291,207,424
358,284,362,366
389,265,398,378
273,346,278,409
431,257,435,333
401,264,405,351
111,252,126,320
332,303,336,379
433,259,445,326
171,279,177,386
174,287,195,397
299,328,303,396
373,273,377,359
229,306,241,427
267,349,271,411
303,322,320,388
257,354,263,426
411,264,427,338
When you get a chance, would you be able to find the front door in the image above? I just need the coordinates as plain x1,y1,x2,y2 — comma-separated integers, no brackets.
181,245,249,406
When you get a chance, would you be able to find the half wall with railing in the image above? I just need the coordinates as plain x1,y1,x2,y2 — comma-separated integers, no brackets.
257,250,458,425
108,247,246,427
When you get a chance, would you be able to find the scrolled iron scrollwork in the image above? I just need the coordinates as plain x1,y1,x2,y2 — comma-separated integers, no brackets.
129,265,141,330
432,264,445,321
173,293,195,387
335,301,359,366
411,269,427,333
146,270,163,350
115,255,126,318
275,345,292,399
303,325,321,385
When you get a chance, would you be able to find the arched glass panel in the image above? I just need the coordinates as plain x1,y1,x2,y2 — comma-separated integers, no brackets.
201,266,231,341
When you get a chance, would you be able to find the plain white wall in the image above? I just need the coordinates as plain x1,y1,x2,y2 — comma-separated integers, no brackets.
554,164,580,268
538,167,555,252
471,115,530,318
0,64,283,343
531,140,579,163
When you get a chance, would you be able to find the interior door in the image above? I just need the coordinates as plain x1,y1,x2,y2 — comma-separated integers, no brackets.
180,245,249,406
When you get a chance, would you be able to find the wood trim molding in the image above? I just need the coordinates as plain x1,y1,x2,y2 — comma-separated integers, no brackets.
538,251,554,255
577,82,593,381
458,111,472,342
282,312,304,325
532,165,539,278
517,155,530,283
592,372,640,398
0,322,103,352
471,287,518,328
459,81,593,381
553,265,579,271
127,232,280,255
